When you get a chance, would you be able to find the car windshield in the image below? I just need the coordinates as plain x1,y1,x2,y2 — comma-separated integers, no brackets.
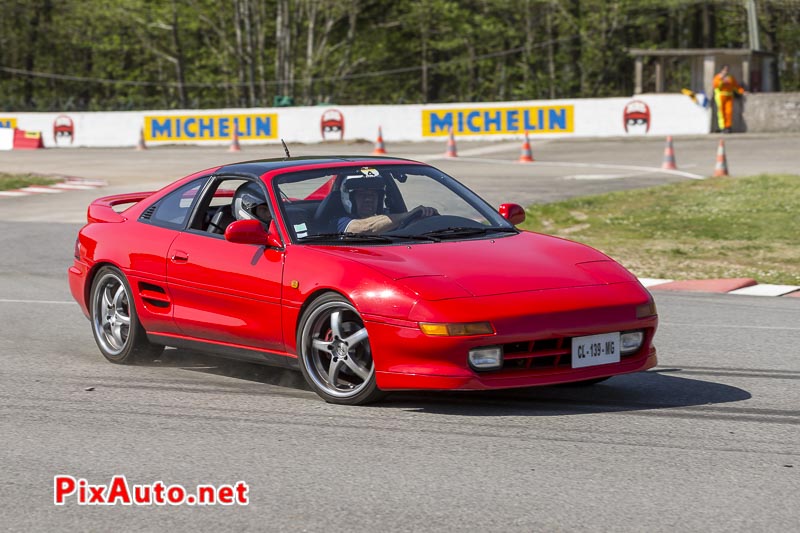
272,163,516,244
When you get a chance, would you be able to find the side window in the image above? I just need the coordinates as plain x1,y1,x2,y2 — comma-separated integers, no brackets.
192,178,271,236
210,179,250,208
144,179,205,229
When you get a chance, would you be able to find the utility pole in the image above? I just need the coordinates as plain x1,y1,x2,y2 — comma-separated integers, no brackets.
745,0,760,51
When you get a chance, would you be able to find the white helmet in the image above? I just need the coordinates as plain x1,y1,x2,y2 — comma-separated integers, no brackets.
340,174,385,215
233,182,267,221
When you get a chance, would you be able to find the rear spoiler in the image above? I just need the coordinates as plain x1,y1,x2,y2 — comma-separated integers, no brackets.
87,191,155,223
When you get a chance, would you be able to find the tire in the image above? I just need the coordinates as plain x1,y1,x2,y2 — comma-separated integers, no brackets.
297,293,384,405
89,266,164,364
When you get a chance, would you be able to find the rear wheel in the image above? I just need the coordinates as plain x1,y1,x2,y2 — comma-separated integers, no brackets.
89,266,163,364
297,293,384,405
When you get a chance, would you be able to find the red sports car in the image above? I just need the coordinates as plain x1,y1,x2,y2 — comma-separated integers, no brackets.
69,157,657,404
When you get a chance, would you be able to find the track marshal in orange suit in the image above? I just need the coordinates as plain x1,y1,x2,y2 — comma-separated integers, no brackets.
713,65,746,133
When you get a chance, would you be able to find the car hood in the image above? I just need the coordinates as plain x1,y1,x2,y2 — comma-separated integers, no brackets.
314,232,634,300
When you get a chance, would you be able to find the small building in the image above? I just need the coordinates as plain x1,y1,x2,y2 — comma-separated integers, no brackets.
629,48,778,132
629,48,777,96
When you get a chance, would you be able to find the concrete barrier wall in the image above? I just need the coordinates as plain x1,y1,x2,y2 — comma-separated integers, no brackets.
742,92,800,133
0,94,711,148
0,127,13,150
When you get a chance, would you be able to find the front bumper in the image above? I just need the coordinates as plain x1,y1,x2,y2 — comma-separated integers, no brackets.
375,347,657,391
367,282,658,391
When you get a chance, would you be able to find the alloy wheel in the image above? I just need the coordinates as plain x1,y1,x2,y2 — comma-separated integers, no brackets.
300,299,375,400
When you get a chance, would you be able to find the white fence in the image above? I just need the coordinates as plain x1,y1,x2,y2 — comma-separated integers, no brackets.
0,94,710,149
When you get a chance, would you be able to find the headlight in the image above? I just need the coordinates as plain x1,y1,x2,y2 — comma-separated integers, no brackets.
620,330,645,355
419,321,494,336
468,346,504,370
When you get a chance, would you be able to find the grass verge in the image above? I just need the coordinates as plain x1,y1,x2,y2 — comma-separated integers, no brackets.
518,174,800,285
0,172,60,191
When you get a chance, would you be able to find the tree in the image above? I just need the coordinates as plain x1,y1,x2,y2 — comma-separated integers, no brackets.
1,0,798,110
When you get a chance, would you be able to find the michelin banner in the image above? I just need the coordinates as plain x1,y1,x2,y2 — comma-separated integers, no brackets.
422,105,574,136
144,113,278,142
2,95,710,148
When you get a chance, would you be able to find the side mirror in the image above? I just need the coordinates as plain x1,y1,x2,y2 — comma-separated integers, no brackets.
225,219,283,248
498,203,526,225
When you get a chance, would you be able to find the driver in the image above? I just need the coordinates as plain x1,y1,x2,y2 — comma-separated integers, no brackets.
233,181,272,224
337,174,437,234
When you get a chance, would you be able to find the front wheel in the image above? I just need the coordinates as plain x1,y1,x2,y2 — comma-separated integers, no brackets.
89,266,164,364
297,293,384,405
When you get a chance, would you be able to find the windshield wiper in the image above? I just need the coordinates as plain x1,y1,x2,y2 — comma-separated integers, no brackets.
419,226,519,239
383,233,441,242
298,232,395,243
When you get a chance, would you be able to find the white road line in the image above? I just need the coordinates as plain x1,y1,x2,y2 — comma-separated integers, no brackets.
659,322,800,332
19,186,64,194
66,180,107,186
564,173,642,180
0,299,76,305
409,141,524,162
529,161,707,180
446,142,523,157
0,191,28,196
441,156,706,180
51,183,100,190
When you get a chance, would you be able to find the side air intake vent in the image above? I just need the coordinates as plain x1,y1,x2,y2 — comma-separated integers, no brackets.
139,205,157,220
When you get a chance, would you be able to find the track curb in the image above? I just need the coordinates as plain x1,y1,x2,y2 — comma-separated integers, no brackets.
0,176,107,198
640,278,800,297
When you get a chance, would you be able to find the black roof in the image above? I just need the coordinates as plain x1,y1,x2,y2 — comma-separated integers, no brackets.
217,156,420,177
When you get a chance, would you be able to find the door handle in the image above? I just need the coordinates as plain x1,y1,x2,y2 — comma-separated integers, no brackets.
171,250,189,262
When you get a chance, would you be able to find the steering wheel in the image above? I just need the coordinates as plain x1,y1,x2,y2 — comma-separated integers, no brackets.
397,208,425,229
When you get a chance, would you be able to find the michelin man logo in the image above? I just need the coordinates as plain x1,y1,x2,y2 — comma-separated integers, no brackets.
623,100,650,134
320,109,344,141
53,115,75,146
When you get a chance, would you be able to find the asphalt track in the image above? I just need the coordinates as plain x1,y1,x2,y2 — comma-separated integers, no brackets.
1,135,799,531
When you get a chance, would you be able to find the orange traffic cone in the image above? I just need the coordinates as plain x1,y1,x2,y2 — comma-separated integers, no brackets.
518,131,534,163
713,139,729,177
445,126,457,158
661,136,677,170
135,127,147,151
372,126,387,155
229,127,241,152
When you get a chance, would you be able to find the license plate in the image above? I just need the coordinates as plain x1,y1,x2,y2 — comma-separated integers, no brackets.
571,332,621,368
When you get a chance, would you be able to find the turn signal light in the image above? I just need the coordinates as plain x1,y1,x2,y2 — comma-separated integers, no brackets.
419,322,494,336
636,300,657,318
